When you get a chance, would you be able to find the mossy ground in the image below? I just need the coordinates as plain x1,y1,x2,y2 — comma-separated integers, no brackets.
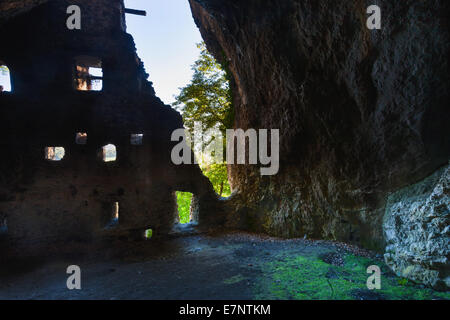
252,252,450,300
2,232,448,299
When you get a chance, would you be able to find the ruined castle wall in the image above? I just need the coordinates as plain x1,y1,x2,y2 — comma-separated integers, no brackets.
0,1,218,248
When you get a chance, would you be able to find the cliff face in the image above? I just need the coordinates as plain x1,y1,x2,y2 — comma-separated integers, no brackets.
189,0,449,286
384,164,449,290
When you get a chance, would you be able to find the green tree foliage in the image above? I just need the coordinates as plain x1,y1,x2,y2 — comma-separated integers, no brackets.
173,42,233,198
202,163,231,197
173,42,233,136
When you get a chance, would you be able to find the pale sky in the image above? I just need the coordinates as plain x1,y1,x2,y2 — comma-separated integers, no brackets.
124,0,203,104
0,67,11,92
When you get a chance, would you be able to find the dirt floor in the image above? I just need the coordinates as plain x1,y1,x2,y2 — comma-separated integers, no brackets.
0,225,449,300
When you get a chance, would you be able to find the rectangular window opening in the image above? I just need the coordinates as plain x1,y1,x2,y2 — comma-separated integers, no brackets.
131,134,144,145
45,147,65,161
74,56,103,91
76,132,88,145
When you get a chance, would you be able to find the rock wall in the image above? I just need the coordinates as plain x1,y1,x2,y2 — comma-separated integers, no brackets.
189,0,449,255
0,0,49,24
384,164,449,290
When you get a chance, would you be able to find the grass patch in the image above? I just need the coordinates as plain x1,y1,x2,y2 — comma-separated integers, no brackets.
253,253,450,300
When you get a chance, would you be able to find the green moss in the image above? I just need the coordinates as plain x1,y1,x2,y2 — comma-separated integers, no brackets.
253,253,450,300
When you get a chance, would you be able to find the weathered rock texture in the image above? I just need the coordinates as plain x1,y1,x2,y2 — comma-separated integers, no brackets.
189,0,449,275
0,0,49,24
0,0,218,249
384,164,449,290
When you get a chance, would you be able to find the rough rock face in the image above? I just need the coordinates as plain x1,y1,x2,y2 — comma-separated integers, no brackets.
189,0,449,258
384,164,449,290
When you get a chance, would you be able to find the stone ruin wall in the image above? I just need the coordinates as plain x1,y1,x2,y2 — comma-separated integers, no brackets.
0,0,218,251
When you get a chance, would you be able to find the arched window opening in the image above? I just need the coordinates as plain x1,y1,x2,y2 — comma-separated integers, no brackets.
74,56,103,91
0,65,12,93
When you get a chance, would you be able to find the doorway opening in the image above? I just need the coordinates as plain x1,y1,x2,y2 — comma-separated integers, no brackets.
176,191,193,224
